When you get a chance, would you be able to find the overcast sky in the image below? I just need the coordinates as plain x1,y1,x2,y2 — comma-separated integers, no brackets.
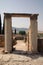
0,0,43,31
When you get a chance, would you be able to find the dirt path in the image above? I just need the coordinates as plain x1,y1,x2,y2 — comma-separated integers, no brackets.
13,40,27,51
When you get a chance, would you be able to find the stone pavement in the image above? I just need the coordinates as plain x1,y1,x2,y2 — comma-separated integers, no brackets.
0,53,43,65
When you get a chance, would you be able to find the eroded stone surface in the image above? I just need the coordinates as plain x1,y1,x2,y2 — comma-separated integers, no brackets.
0,53,43,65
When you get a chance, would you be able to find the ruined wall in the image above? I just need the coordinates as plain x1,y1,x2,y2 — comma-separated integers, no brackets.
0,35,4,47
38,39,43,52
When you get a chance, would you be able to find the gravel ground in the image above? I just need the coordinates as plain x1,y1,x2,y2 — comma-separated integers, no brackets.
0,40,43,65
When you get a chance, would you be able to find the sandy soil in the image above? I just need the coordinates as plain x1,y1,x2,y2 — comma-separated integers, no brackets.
13,40,27,51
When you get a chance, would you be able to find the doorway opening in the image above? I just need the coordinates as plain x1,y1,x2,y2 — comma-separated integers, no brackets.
12,17,30,53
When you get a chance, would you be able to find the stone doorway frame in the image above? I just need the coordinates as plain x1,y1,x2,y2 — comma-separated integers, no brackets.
4,13,38,53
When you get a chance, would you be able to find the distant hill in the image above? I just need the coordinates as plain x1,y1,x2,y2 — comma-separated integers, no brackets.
2,26,43,35
12,27,28,33
12,27,43,34
38,31,43,33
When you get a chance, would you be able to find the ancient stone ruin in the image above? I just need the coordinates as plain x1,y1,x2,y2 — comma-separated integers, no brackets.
3,13,38,53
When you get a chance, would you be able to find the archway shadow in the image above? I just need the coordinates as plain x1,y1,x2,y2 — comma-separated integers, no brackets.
12,48,43,60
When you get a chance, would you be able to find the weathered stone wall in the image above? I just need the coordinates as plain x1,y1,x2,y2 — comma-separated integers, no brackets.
38,39,43,52
0,35,4,47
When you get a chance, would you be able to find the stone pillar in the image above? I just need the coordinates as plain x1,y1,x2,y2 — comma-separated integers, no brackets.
26,32,29,51
29,15,38,52
5,15,12,53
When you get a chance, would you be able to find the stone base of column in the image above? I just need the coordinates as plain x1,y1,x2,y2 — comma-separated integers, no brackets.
4,50,12,54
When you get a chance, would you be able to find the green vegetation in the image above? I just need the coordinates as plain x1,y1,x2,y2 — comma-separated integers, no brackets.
15,29,16,34
19,31,26,35
38,33,43,37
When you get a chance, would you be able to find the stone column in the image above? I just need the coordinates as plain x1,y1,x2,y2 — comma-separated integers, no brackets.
29,15,38,52
26,32,29,51
5,15,12,53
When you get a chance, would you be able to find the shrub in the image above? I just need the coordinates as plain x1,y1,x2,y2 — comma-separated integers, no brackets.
19,31,26,35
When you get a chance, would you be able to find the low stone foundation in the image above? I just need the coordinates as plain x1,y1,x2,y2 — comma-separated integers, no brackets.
0,35,5,47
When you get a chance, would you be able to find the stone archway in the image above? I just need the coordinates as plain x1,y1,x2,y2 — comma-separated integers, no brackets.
4,13,38,53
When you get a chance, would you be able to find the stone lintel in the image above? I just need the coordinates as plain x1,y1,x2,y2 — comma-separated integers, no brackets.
4,13,11,18
4,13,39,18
30,14,39,20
